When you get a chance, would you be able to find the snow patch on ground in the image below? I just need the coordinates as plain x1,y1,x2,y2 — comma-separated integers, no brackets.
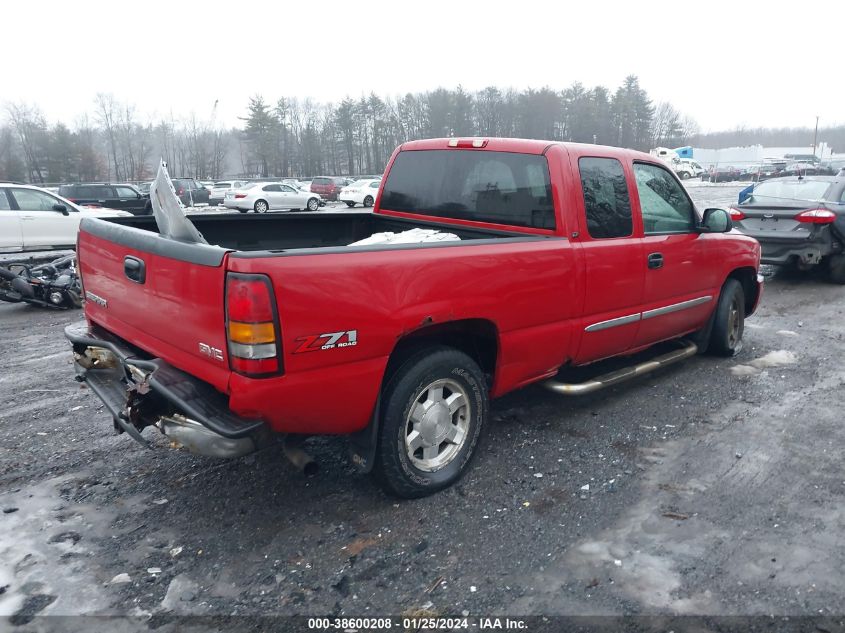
730,350,798,376
750,350,798,369
0,475,116,618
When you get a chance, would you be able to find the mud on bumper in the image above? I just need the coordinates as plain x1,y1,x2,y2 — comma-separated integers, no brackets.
65,320,267,457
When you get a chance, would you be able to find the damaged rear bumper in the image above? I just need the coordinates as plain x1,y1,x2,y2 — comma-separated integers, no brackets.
65,320,267,457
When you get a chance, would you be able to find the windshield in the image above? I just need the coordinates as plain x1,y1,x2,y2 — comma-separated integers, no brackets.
380,149,555,229
750,180,831,203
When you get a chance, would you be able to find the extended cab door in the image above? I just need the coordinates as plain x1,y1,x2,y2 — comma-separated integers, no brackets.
8,187,79,250
571,154,645,363
631,161,720,347
0,189,23,252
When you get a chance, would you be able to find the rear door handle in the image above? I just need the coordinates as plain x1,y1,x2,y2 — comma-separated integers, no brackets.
647,252,664,269
124,256,146,283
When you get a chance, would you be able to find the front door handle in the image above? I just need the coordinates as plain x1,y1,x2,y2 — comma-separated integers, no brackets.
647,252,664,269
124,256,146,283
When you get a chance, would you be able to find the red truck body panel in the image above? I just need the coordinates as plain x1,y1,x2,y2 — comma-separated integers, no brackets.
75,137,761,437
225,238,578,433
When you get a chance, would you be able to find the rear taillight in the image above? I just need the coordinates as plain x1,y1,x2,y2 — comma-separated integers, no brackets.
177,187,185,195
234,193,247,199
795,208,835,224
225,273,282,376
728,206,746,221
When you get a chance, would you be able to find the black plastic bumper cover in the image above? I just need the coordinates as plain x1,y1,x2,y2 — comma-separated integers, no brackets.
65,320,264,440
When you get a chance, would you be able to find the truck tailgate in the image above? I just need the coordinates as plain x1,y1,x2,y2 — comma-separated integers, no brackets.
77,218,232,393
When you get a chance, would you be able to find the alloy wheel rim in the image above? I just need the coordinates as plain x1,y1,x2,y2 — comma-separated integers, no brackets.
728,299,740,347
404,379,470,472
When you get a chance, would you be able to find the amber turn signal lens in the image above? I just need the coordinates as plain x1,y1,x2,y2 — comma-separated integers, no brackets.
228,321,276,345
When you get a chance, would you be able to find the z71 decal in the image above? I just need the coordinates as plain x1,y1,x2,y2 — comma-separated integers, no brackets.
294,330,358,353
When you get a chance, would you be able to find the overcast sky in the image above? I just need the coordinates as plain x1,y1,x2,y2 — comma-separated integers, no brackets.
6,0,842,134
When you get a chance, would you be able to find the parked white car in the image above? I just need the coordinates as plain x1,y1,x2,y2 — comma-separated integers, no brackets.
339,179,381,208
0,183,131,253
209,180,247,205
223,182,322,213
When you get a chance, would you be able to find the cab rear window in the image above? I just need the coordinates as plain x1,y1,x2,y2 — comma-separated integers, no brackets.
380,150,555,229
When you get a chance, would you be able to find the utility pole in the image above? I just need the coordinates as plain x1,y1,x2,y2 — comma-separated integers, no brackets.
812,115,819,158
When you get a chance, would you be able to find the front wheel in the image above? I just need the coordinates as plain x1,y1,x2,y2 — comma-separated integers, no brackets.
363,195,374,208
345,202,356,208
709,279,745,356
374,347,488,498
254,200,268,213
307,197,320,211
678,171,690,180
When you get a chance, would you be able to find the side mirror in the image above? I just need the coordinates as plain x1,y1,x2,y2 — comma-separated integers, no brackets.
700,207,732,233
52,203,70,216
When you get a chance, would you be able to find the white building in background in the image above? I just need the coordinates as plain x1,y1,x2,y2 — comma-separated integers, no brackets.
691,143,833,168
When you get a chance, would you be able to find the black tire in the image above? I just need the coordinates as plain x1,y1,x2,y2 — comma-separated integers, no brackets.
307,197,320,211
254,199,268,213
345,202,356,208
238,209,247,214
373,346,488,498
679,171,690,180
708,279,745,356
363,195,374,208
828,255,845,284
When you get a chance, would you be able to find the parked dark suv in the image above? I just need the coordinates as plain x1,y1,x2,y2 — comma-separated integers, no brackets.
309,176,347,201
57,183,152,215
170,178,210,207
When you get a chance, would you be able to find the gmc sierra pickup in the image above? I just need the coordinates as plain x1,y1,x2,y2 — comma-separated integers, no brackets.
65,138,762,497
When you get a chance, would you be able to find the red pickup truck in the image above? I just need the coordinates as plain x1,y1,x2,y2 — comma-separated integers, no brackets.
66,138,762,497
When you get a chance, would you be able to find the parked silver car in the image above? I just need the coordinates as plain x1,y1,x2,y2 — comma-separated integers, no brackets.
209,180,247,205
223,182,322,213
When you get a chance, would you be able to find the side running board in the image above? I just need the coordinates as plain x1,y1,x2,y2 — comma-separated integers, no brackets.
543,340,698,396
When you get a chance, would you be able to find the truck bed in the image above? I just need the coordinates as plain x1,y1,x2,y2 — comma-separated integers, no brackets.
105,212,533,253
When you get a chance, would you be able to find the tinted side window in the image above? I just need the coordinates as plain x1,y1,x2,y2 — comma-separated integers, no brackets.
0,189,10,210
114,186,138,197
380,150,555,229
634,162,695,234
578,157,632,239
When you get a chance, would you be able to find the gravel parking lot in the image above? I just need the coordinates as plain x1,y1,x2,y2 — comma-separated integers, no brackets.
1,184,844,629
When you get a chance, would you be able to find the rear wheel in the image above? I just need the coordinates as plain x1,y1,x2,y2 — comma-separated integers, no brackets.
254,200,268,213
307,197,320,211
678,171,690,180
827,254,845,284
364,195,374,208
373,347,488,498
709,279,745,356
